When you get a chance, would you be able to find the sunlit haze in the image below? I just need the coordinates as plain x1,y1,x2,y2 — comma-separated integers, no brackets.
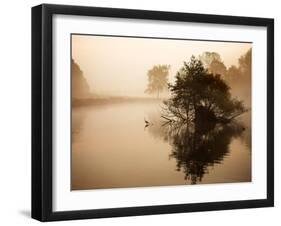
72,35,251,97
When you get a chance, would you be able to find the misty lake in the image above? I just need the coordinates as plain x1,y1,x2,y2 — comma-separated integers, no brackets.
71,100,251,190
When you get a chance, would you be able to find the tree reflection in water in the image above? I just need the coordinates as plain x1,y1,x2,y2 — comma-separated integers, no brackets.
147,115,246,184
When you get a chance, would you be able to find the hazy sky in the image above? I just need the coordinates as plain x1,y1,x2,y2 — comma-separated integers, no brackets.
72,35,251,97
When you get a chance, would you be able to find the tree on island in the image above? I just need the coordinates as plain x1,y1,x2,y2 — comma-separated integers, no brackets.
162,56,246,125
145,64,170,98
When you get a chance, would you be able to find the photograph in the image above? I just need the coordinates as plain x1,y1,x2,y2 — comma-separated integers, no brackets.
30,3,274,222
71,34,252,190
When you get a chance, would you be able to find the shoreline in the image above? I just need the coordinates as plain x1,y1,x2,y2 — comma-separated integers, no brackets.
72,96,166,107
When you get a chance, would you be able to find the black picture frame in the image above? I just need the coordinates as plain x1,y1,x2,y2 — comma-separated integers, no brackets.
32,3,274,222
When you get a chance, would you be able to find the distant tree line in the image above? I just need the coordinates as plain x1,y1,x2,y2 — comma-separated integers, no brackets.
72,59,90,99
199,49,252,105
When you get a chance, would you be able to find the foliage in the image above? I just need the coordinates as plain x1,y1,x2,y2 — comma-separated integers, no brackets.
225,48,252,106
145,64,170,98
199,49,252,106
72,59,90,99
209,59,227,77
162,56,246,124
199,51,227,77
199,52,221,68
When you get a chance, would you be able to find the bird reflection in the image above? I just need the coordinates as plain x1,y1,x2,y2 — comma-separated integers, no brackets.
144,117,154,130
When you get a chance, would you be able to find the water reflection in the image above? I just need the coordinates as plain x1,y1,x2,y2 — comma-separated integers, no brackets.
147,115,247,184
72,102,251,189
72,108,87,143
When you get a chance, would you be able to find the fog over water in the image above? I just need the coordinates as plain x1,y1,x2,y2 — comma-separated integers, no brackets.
71,35,252,190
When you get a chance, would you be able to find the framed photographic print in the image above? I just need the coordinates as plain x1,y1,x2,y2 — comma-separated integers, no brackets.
32,4,274,221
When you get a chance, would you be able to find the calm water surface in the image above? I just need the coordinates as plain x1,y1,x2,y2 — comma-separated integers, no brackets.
72,100,251,190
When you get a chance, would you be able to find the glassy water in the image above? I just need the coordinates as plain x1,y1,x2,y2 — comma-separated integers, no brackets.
72,100,251,190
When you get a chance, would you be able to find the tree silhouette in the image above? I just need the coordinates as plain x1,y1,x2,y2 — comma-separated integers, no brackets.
167,121,245,184
225,48,252,106
145,110,247,184
238,48,251,83
199,52,221,68
226,65,241,83
72,59,90,99
145,64,170,98
209,58,227,77
199,52,227,77
162,56,246,124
